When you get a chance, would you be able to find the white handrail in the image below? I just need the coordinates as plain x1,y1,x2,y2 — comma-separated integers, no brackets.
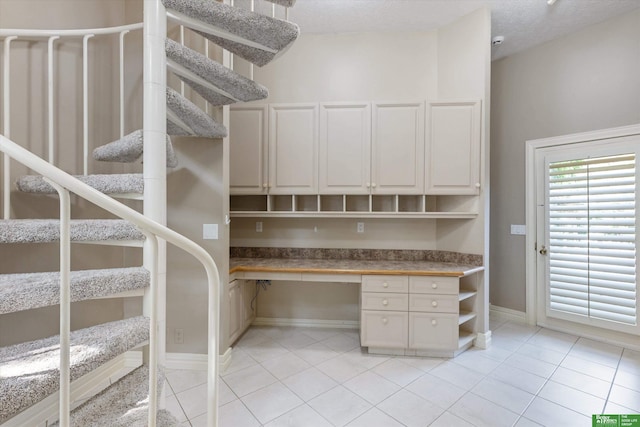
44,179,71,427
0,134,220,426
2,36,17,219
0,23,143,38
1,23,144,180
82,34,94,175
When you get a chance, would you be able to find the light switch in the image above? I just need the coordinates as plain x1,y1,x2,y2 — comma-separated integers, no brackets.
203,224,218,240
510,224,526,235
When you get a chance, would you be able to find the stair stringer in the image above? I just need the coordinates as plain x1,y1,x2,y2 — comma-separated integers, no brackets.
1,351,142,427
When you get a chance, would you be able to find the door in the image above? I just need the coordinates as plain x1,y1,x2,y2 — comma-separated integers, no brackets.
319,102,371,194
533,134,639,337
371,102,425,194
425,100,481,195
229,106,268,194
269,103,318,194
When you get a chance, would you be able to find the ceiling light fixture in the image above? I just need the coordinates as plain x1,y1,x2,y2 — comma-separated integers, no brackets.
547,0,557,5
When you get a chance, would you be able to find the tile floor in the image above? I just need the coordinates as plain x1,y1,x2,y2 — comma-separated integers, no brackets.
165,318,640,427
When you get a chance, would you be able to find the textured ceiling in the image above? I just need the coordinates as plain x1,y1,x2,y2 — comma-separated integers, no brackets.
243,0,640,60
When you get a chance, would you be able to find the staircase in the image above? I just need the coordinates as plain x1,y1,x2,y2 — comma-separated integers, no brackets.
0,0,299,426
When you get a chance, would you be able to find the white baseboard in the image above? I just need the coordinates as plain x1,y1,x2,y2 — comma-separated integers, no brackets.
490,304,527,323
165,349,232,372
165,352,208,371
252,317,359,329
3,351,142,427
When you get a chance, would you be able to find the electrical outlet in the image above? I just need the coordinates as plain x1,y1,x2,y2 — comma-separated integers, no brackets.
357,222,364,233
256,221,263,232
174,328,184,344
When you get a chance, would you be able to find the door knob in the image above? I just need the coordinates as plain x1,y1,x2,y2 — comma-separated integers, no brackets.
539,245,548,255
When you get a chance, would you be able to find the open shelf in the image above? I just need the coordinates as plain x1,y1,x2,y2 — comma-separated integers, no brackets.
458,311,476,325
230,194,478,219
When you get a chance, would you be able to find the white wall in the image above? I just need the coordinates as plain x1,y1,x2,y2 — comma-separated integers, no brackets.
490,10,640,312
230,28,482,253
436,8,491,256
0,0,142,346
230,10,491,324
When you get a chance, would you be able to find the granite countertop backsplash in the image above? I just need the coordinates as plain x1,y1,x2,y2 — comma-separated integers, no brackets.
230,247,483,276
230,247,482,265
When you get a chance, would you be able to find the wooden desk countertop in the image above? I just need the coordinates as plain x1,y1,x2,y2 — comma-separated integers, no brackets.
230,257,483,277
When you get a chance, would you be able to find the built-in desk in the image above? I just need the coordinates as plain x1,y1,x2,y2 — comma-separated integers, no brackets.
228,253,489,357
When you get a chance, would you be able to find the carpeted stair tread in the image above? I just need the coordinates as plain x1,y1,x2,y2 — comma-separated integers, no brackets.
0,267,149,315
265,0,297,6
0,316,150,424
166,87,227,138
50,365,178,427
93,130,178,168
166,39,268,106
162,0,299,67
0,219,145,244
16,173,144,196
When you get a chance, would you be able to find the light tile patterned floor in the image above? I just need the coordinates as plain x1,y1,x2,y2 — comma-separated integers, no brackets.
166,318,640,426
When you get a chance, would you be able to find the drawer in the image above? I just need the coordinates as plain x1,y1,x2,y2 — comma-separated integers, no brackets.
362,292,408,311
362,275,408,293
408,313,458,350
410,294,458,313
360,310,408,348
409,276,459,295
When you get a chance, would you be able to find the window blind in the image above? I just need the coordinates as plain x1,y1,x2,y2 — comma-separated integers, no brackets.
548,153,637,326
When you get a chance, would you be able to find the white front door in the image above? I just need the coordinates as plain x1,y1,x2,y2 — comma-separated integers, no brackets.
528,128,640,340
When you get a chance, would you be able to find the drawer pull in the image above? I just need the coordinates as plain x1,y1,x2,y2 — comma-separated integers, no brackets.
383,282,389,288
431,319,438,326
382,317,389,325
431,300,438,307
382,299,389,306
431,283,438,289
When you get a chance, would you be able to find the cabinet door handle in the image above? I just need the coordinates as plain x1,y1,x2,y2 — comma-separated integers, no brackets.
382,317,388,325
431,319,438,326
382,299,389,306
475,182,481,188
431,300,438,307
366,182,371,188
371,183,377,188
382,282,389,288
262,183,268,188
431,283,438,289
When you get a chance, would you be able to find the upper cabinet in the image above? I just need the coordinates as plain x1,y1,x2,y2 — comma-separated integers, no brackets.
319,102,371,194
318,101,424,195
229,99,481,217
372,102,425,195
269,104,318,195
425,100,481,195
230,106,268,194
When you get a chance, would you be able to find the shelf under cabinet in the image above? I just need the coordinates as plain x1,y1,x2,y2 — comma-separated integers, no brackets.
459,291,476,301
230,210,478,219
230,194,478,218
458,311,476,325
458,330,475,348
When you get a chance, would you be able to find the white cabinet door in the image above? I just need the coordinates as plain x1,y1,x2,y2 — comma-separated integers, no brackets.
269,104,318,194
372,102,425,194
361,310,408,348
408,313,458,350
425,100,481,195
228,280,243,344
230,106,268,194
319,103,371,194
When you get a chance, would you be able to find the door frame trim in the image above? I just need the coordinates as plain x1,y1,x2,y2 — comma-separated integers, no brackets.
524,124,640,326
